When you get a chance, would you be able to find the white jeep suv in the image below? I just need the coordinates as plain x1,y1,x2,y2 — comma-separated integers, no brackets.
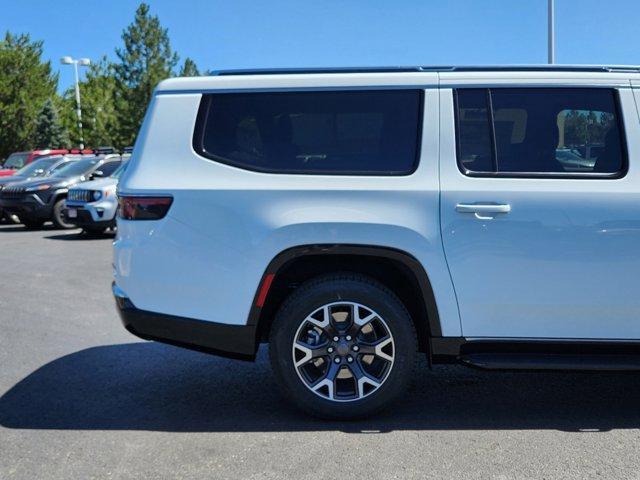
113,66,639,418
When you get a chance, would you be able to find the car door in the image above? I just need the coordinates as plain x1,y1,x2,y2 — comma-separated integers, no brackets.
439,83,640,340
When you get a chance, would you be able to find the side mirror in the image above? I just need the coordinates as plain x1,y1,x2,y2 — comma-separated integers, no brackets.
91,170,104,179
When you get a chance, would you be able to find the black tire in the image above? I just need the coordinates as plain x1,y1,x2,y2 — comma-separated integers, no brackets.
52,199,75,229
269,273,417,419
22,219,44,230
83,226,106,235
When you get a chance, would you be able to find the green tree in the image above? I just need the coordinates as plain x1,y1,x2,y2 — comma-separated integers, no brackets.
114,2,179,146
62,57,119,148
34,99,69,148
179,57,200,76
0,32,58,159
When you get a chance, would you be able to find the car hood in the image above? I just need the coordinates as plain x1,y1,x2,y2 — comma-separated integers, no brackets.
0,174,29,186
8,175,85,189
71,177,118,191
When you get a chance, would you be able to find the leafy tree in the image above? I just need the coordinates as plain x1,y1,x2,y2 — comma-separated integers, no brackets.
61,57,119,148
179,57,200,76
34,99,69,148
114,2,179,146
0,32,58,159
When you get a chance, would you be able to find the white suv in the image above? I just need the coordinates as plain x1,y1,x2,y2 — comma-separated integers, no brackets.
113,66,639,418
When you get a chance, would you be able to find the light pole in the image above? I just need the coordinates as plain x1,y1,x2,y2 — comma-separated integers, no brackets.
61,56,91,149
548,0,555,64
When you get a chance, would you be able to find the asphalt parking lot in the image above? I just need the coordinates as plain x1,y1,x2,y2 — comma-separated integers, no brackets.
1,223,640,479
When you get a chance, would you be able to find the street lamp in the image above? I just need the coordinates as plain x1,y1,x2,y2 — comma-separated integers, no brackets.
61,56,91,149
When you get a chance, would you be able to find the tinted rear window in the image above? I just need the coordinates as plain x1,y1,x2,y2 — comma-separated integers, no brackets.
195,90,423,175
455,88,625,177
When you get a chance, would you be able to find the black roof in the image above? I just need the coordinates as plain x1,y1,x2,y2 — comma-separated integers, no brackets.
214,65,640,76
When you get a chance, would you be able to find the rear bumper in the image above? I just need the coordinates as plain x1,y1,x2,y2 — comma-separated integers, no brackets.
65,198,118,226
113,283,258,361
63,206,114,228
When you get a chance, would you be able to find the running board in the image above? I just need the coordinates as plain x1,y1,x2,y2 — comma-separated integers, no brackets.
459,353,640,371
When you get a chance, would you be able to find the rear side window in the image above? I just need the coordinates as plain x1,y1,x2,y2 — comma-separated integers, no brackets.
98,160,121,176
3,152,29,169
455,88,625,177
194,90,423,175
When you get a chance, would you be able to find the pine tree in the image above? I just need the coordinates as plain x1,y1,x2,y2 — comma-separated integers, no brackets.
34,99,69,148
114,3,179,146
179,57,200,77
0,32,58,159
61,57,119,149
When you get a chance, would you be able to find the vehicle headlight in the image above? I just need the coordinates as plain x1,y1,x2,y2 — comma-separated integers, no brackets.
25,184,51,192
93,190,102,201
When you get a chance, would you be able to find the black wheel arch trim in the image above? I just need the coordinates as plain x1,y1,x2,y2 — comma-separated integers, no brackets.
247,244,443,339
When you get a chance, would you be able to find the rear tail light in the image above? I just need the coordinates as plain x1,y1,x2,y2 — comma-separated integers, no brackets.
118,196,173,220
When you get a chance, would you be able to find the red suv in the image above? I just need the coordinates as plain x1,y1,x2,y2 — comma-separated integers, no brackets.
0,149,92,177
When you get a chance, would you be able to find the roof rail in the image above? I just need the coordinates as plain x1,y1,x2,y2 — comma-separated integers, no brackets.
215,66,424,76
213,65,640,76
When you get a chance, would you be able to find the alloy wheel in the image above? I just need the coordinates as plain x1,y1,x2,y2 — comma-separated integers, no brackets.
292,301,395,402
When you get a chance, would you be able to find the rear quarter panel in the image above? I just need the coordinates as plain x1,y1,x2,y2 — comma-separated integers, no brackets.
115,89,461,336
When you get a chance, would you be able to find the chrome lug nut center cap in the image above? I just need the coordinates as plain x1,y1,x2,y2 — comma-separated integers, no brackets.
335,339,351,356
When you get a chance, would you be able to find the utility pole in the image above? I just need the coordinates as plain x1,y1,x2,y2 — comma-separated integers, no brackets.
548,0,555,64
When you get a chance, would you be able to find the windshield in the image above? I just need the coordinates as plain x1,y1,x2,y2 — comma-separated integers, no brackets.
110,162,128,179
51,157,100,178
15,157,59,177
3,152,29,169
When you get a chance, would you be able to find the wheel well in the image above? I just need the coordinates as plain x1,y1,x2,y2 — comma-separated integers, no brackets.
255,247,439,353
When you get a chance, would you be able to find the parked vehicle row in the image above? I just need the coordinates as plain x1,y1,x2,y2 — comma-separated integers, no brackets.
0,148,94,177
0,148,130,230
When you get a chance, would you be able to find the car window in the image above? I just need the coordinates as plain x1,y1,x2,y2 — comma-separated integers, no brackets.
98,160,122,177
455,88,625,176
51,157,100,177
110,162,128,179
196,90,423,175
3,152,29,169
49,160,76,174
15,157,59,176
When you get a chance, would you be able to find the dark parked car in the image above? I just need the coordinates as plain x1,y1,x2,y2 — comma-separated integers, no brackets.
0,154,122,229
0,155,80,222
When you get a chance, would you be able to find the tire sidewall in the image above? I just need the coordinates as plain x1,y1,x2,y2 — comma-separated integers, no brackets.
52,198,75,229
270,276,416,419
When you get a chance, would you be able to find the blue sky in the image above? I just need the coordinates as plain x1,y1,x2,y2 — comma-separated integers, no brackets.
2,0,639,92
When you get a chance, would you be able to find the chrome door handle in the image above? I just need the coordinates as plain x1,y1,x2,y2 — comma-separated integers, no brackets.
456,203,511,220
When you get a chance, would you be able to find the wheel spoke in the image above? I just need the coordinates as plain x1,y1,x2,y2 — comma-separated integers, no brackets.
310,360,341,400
358,376,381,398
374,337,394,362
293,341,328,367
357,335,394,362
305,306,330,329
354,307,377,327
347,359,382,398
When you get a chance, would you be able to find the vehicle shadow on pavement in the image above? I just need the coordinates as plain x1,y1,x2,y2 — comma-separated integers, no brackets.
44,231,113,241
0,224,57,233
1,342,639,433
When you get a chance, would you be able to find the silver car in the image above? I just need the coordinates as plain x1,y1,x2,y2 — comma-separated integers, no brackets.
64,160,127,234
